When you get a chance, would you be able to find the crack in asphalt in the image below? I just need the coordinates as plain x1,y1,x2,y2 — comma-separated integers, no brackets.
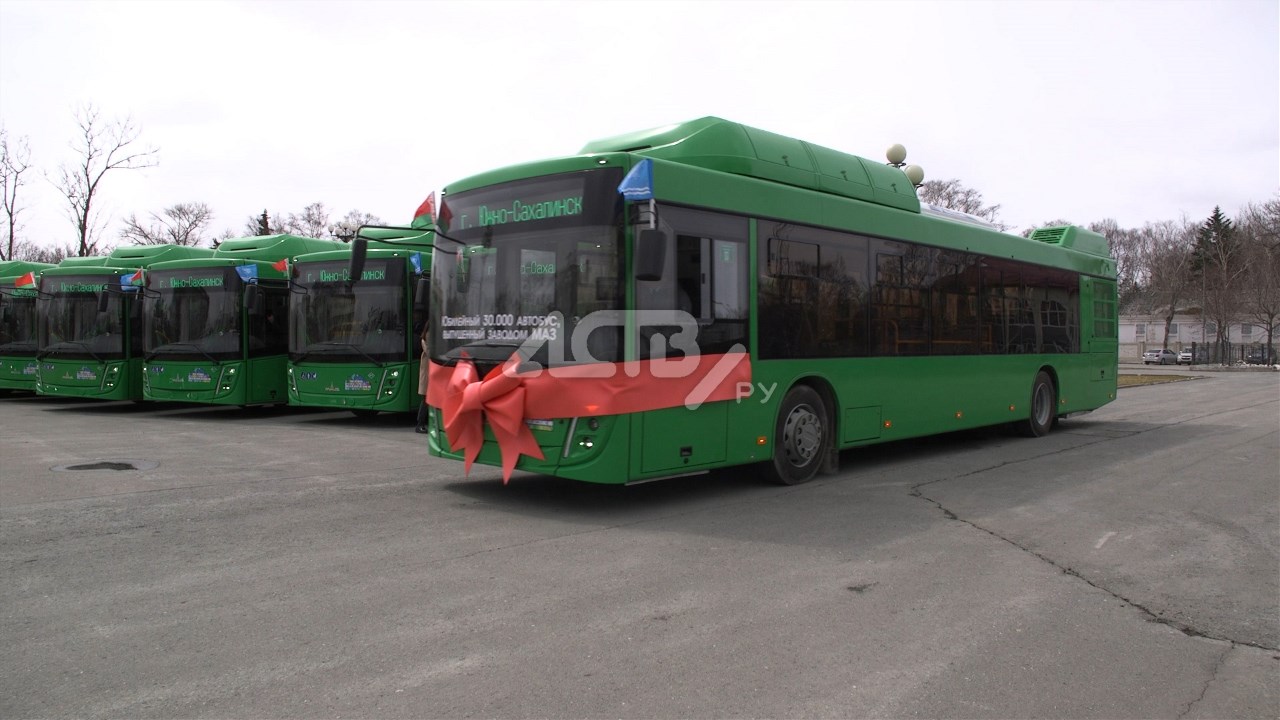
908,434,1280,654
1176,644,1233,720
907,389,1280,656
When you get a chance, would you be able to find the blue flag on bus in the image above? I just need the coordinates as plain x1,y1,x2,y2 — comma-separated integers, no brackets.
235,264,258,283
119,268,143,291
410,252,423,275
618,158,654,201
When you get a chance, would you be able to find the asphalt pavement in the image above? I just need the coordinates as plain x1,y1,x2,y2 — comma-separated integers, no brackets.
1,369,1277,719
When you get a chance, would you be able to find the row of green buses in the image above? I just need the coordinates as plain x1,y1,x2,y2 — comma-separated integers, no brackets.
11,116,1119,488
351,116,1119,486
0,260,56,390
1,231,434,415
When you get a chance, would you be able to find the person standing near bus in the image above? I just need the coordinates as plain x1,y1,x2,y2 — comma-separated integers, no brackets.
415,322,429,433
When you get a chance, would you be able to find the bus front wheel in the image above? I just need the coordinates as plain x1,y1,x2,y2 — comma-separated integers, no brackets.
768,385,827,485
1015,371,1056,438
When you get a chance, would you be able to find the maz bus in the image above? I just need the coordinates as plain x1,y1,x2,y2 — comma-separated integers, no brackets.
36,245,216,401
140,234,343,406
287,228,432,415
0,260,55,393
392,117,1118,485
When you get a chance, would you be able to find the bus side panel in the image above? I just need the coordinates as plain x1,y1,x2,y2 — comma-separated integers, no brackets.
290,361,416,412
37,358,141,401
0,357,40,391
145,360,220,403
748,356,1056,452
637,404,727,474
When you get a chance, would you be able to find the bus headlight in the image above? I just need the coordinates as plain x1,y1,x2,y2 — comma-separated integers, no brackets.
218,366,237,393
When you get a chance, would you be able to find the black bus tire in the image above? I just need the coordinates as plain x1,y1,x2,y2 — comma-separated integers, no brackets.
768,385,827,485
1015,371,1056,438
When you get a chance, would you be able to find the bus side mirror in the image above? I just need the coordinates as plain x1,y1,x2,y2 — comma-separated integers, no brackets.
244,284,264,316
348,237,368,285
97,290,110,313
414,276,430,315
635,229,667,282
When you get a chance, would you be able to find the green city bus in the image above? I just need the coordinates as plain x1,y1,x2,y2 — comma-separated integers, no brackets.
140,234,344,407
407,117,1118,485
287,228,433,415
36,245,216,401
0,261,55,393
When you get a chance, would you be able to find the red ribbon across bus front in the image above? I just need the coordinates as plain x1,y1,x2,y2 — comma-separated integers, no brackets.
428,353,752,483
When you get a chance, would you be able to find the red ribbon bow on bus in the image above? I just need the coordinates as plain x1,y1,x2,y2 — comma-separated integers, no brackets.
442,356,545,483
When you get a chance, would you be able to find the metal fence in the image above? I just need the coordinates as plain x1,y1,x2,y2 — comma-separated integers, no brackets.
1123,341,1277,365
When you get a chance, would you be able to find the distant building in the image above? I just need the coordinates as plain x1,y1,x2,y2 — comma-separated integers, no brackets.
1119,308,1275,362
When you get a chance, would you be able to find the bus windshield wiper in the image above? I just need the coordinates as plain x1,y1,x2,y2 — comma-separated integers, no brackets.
146,342,219,365
37,340,103,363
298,341,382,366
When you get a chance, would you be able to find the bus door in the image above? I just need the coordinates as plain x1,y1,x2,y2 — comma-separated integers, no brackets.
633,206,748,475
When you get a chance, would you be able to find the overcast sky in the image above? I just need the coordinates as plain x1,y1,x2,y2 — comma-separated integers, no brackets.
1,0,1276,251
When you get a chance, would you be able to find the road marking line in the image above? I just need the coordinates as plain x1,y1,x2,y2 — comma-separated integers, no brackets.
1095,531,1117,549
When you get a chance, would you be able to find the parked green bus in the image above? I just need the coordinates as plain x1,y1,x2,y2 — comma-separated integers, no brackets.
287,228,432,414
36,245,216,401
0,261,56,393
140,234,344,406
406,117,1117,485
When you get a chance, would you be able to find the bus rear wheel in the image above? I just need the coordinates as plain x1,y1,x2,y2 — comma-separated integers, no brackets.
767,385,827,485
1015,371,1056,438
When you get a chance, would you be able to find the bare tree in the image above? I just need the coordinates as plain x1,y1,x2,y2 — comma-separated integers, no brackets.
284,202,330,238
338,209,383,229
239,205,384,241
1,127,33,261
10,240,75,264
54,104,159,257
1237,199,1280,359
918,178,1007,229
1241,195,1280,249
119,202,215,246
213,227,242,247
1135,220,1197,347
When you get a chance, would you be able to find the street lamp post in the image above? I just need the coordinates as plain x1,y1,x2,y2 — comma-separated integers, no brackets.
885,144,925,188
329,221,358,243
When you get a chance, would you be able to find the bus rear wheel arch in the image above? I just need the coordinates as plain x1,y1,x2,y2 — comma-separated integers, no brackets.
766,383,831,485
1014,370,1057,438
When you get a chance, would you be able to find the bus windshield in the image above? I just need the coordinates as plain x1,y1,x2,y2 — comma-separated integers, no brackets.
430,169,625,369
0,290,40,355
289,258,408,364
37,275,127,360
143,268,242,361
